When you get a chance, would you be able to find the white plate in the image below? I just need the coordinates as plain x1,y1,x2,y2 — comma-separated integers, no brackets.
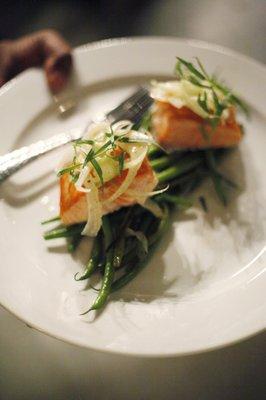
0,37,265,357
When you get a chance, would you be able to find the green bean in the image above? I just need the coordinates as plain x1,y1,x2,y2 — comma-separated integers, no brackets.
148,203,170,246
219,174,238,189
102,215,113,248
156,154,203,183
205,150,227,205
199,196,208,212
81,216,114,313
111,204,170,292
150,155,172,170
178,175,202,196
74,233,102,281
111,210,169,292
43,224,84,240
81,254,114,313
210,172,227,206
123,211,155,261
150,151,185,171
111,207,134,268
111,249,154,292
148,144,162,158
139,212,155,233
167,166,207,189
204,149,217,170
155,193,193,209
113,235,125,269
67,234,83,253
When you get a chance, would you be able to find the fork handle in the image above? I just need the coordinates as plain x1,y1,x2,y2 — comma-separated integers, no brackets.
0,87,152,183
0,129,81,183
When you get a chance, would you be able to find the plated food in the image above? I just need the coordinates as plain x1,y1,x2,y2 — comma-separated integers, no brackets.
59,121,158,234
1,37,265,355
43,57,247,314
151,58,246,150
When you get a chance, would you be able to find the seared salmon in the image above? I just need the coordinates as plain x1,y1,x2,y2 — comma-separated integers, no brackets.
152,101,242,151
60,157,158,225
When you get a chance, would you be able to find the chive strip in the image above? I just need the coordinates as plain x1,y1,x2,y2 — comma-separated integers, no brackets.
43,224,84,240
41,216,61,225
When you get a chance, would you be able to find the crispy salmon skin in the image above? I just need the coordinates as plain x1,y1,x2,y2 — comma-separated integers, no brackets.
60,157,157,225
152,101,242,151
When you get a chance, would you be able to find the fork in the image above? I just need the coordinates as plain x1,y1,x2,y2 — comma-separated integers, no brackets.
0,87,152,183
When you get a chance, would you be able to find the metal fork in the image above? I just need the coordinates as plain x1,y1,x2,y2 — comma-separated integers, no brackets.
0,87,152,183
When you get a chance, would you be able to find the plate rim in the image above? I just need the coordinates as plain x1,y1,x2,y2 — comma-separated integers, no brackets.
0,297,265,359
75,36,266,71
1,36,265,98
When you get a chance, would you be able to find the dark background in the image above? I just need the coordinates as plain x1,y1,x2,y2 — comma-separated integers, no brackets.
1,0,266,62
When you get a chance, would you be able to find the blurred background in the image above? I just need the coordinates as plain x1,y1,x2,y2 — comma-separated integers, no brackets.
1,0,265,62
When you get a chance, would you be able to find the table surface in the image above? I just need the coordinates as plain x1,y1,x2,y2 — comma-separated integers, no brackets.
1,1,265,399
0,307,265,400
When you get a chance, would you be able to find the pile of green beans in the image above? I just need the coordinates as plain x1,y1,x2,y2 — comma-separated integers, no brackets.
43,141,232,313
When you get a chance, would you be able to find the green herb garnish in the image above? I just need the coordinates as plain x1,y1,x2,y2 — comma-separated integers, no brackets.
176,57,249,122
57,122,154,187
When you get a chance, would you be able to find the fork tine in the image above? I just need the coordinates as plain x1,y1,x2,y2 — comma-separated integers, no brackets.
108,88,148,115
82,87,151,135
107,87,148,115
122,95,153,124
107,87,152,123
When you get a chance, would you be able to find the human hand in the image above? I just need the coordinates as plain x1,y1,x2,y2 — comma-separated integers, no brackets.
0,29,72,94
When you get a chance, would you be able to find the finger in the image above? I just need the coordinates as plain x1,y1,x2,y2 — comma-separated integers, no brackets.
0,40,14,85
0,30,72,93
36,29,72,93
44,48,72,94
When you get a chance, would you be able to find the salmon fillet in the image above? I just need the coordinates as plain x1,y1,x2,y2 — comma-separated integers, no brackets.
152,101,242,151
60,157,158,225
